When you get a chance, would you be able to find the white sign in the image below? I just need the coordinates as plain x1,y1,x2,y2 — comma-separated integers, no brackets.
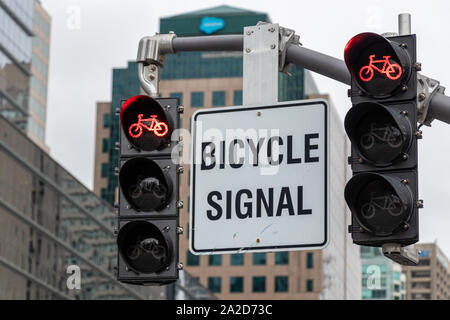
189,100,329,255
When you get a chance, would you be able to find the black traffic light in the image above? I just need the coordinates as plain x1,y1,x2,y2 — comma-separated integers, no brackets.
116,95,183,285
343,32,421,247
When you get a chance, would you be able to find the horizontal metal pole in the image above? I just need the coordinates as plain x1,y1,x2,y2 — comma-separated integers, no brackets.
171,35,351,84
172,35,243,52
169,34,450,125
427,93,450,124
285,44,351,85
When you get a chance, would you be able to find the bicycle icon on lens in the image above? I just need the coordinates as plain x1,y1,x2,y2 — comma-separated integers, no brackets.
360,123,402,150
126,238,168,262
128,114,169,138
361,193,404,219
359,55,402,82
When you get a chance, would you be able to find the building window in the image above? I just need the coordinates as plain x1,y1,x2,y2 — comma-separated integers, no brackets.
170,92,183,105
275,276,289,293
252,277,266,293
186,250,199,266
102,138,109,153
209,255,222,266
101,163,108,178
103,114,110,128
412,270,431,278
230,277,244,293
418,259,430,266
306,252,314,269
306,279,314,292
212,91,226,106
191,92,204,107
372,290,386,299
253,253,266,265
275,252,289,265
412,281,431,289
230,254,244,266
233,90,243,105
208,277,221,293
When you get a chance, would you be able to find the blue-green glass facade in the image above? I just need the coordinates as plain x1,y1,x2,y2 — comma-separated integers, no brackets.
0,0,34,131
361,246,406,300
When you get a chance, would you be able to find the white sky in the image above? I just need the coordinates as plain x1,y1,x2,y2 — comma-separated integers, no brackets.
40,0,450,256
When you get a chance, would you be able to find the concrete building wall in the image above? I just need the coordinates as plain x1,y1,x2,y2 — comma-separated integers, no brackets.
403,243,449,300
309,94,361,300
93,102,111,197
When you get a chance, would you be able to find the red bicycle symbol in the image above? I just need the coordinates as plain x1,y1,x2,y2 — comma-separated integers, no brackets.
359,55,402,82
128,114,169,138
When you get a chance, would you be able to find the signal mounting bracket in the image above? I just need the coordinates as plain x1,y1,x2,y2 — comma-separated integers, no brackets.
136,33,176,97
382,243,419,266
417,73,446,126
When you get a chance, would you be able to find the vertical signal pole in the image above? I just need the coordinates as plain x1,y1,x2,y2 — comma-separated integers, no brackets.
398,13,411,36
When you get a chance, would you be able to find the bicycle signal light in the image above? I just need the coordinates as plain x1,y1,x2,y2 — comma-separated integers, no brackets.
344,102,413,167
120,95,172,151
117,221,173,274
344,32,413,98
345,173,414,238
343,32,420,253
116,95,182,285
119,157,172,213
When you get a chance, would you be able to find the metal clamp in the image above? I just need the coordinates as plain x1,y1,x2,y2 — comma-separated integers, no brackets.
255,21,301,74
382,243,419,266
136,33,177,97
417,73,446,126
278,26,301,74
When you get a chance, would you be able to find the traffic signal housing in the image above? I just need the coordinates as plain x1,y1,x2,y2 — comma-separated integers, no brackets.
116,95,183,285
344,32,421,248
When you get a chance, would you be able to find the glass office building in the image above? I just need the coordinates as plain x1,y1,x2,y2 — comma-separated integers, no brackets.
0,0,159,300
0,0,33,132
0,115,158,299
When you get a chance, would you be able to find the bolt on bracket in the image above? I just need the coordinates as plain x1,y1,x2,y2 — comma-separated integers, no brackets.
255,21,301,74
417,73,446,126
278,25,301,74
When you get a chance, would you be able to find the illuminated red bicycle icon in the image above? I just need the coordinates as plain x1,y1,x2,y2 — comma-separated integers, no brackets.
128,114,169,138
359,55,402,82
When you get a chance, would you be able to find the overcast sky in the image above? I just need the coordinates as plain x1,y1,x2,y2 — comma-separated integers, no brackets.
40,0,450,256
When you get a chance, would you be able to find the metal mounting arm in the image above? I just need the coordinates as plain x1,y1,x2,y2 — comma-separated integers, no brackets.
136,33,176,97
